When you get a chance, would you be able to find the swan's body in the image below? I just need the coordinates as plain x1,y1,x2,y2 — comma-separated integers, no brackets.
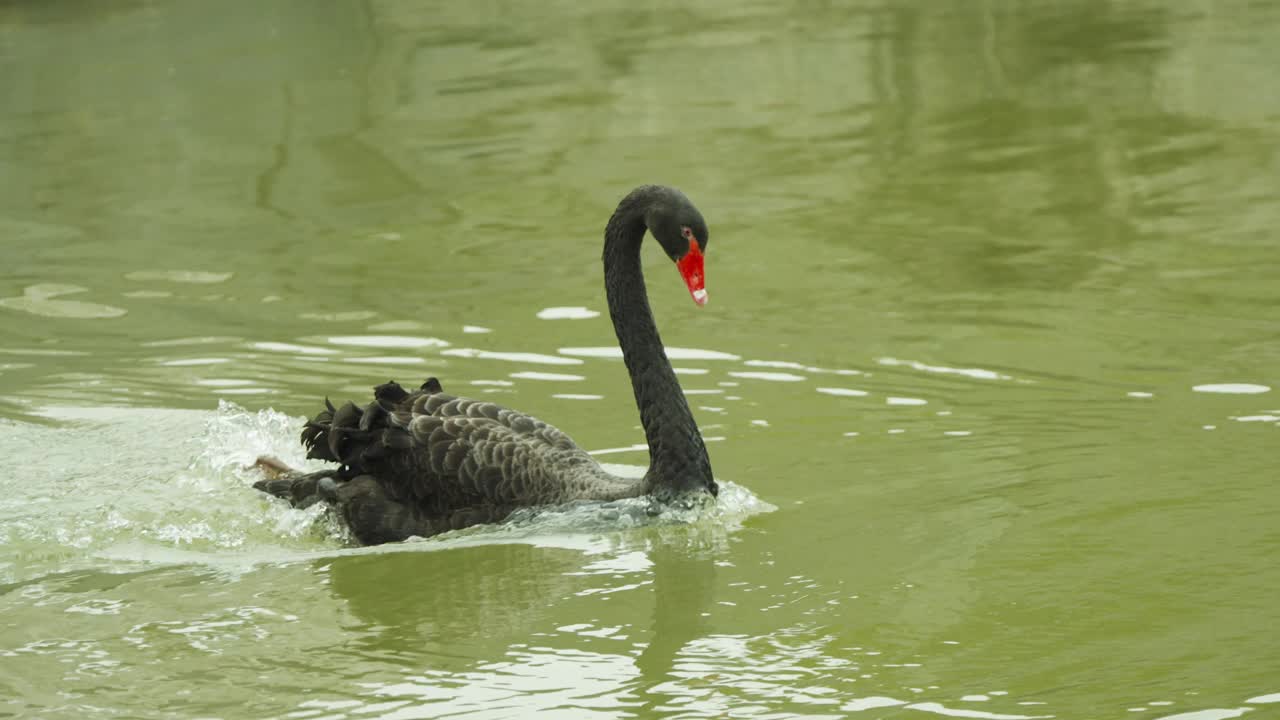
255,185,717,545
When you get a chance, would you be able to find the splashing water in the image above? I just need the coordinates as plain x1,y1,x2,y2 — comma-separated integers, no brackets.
0,402,771,584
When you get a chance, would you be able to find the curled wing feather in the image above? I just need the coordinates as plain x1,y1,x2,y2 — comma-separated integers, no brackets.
302,380,588,512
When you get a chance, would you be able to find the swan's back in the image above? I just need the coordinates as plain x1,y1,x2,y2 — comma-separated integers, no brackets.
301,379,639,514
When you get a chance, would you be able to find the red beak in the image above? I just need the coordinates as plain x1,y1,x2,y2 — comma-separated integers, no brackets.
675,238,707,305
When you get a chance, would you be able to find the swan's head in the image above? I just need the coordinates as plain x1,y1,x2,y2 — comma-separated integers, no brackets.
645,191,710,306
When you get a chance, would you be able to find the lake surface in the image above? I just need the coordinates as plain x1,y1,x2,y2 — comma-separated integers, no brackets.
2,1,1279,718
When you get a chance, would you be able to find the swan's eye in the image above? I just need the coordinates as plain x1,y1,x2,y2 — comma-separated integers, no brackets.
681,226,695,242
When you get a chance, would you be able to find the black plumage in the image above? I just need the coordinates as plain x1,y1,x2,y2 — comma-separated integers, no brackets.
254,185,719,545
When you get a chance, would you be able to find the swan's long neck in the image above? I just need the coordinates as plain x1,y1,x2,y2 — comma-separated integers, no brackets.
603,191,715,497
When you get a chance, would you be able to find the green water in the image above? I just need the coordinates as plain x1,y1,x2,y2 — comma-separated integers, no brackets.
3,0,1280,717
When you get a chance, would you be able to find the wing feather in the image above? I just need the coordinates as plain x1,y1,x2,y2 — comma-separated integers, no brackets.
297,376,601,520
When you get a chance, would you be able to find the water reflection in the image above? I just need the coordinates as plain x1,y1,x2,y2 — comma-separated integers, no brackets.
2,0,1280,716
536,307,600,320
300,528,717,715
310,527,725,718
123,271,232,284
443,349,581,365
633,534,717,714
728,370,806,382
509,371,585,382
326,336,450,349
325,544,593,656
294,516,1078,719
1191,384,1270,395
0,284,127,320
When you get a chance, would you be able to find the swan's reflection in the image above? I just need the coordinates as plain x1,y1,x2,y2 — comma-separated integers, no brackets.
633,528,718,713
318,524,718,714
326,542,585,656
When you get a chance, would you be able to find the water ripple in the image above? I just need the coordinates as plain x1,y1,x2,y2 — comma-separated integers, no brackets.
0,284,127,319
444,349,581,365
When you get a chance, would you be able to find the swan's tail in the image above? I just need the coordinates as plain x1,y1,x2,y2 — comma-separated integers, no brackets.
297,377,444,469
294,379,440,468
252,378,445,524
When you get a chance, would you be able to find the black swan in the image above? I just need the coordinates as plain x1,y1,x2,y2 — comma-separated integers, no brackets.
253,185,718,545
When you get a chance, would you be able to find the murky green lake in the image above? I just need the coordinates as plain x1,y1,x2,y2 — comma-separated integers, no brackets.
3,1,1279,717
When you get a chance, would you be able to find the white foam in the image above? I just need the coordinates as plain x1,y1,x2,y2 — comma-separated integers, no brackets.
510,372,585,381
4,402,776,584
903,702,1051,719
728,371,806,382
536,306,600,320
342,356,427,365
1145,710,1250,720
160,358,230,366
327,335,450,349
818,387,869,397
1192,384,1270,394
444,349,582,365
744,359,807,370
879,357,1011,381
842,697,906,711
250,341,337,355
668,347,736,360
